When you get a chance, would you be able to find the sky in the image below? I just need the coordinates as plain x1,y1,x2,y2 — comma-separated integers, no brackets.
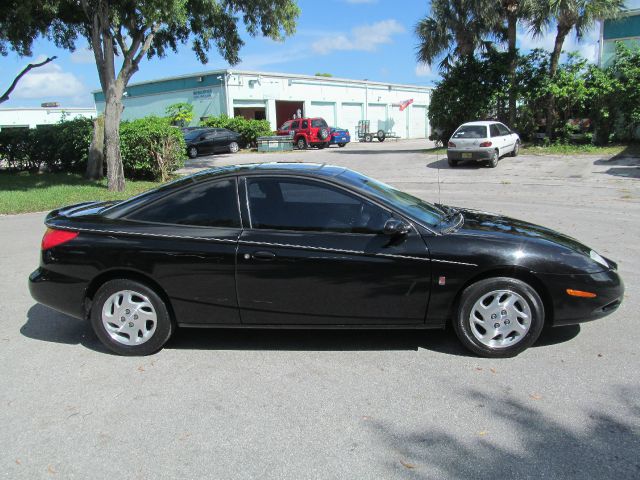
1,0,639,108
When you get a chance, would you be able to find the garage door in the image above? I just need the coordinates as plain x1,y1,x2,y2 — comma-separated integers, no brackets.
388,107,408,139
308,102,336,127
410,105,428,138
367,104,387,133
340,102,363,134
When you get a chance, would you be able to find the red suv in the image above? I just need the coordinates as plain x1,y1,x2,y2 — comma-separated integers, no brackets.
277,117,331,149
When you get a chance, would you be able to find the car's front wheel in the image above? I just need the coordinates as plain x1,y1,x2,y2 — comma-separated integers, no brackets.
453,277,545,358
511,140,520,157
338,143,346,148
188,146,198,159
90,279,174,356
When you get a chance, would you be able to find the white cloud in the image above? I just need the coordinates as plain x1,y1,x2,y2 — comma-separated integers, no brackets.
70,47,95,64
415,63,431,77
517,24,600,63
235,46,311,69
312,19,405,55
12,56,88,100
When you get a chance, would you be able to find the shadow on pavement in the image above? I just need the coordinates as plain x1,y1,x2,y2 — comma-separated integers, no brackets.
594,145,640,179
426,158,486,170
334,148,432,155
23,304,581,356
367,386,640,479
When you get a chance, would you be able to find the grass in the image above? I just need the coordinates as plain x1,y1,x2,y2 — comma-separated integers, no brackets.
0,172,165,215
424,146,447,155
521,143,637,156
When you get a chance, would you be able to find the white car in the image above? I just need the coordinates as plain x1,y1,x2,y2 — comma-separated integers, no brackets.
447,121,520,168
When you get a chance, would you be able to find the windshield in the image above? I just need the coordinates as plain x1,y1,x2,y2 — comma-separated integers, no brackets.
452,125,487,139
184,129,206,140
339,170,447,228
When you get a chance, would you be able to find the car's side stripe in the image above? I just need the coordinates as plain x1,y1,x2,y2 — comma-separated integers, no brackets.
45,223,478,267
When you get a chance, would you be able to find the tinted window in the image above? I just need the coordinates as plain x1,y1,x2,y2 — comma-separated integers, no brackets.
497,124,511,135
291,120,300,129
184,129,206,141
490,124,501,137
281,121,292,130
247,178,390,234
312,119,328,128
452,125,487,139
301,120,309,128
129,179,240,228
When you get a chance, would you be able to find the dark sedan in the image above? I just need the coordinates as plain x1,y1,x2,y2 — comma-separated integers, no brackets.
29,164,624,357
185,128,241,158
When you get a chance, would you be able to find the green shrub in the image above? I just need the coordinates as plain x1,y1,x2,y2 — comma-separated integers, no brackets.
120,116,186,181
200,114,272,147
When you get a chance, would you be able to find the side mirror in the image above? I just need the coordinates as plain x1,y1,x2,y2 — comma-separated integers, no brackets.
383,219,411,236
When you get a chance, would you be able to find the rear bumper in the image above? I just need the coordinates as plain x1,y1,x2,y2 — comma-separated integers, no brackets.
447,149,492,161
330,135,351,144
537,269,624,326
29,267,87,320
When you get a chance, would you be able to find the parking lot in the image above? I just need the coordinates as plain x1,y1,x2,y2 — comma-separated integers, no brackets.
1,139,639,479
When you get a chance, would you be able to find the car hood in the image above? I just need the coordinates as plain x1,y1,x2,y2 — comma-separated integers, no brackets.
445,208,607,274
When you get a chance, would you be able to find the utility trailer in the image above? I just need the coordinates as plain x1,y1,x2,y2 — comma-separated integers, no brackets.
356,120,399,142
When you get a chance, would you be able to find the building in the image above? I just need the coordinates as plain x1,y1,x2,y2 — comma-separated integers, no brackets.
93,70,433,139
0,106,96,130
599,8,640,67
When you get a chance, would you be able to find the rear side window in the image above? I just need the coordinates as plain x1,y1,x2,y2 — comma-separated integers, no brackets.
128,178,240,228
497,124,511,135
301,120,309,128
312,119,328,128
281,121,292,130
452,125,487,139
490,124,501,137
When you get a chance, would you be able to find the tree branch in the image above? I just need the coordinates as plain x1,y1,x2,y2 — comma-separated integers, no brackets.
0,56,57,104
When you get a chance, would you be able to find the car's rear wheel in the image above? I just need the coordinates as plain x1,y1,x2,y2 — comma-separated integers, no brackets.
511,140,520,157
229,141,239,153
453,277,545,358
448,158,458,167
338,143,346,147
376,130,386,142
488,150,499,168
296,138,307,150
90,279,174,356
188,146,198,159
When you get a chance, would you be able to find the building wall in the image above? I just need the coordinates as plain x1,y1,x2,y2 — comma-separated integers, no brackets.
600,10,640,67
94,70,432,138
0,108,96,130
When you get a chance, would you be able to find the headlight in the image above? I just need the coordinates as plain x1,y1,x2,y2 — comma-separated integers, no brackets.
590,250,609,269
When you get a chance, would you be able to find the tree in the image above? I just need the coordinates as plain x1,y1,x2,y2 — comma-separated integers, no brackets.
165,103,194,127
0,56,57,104
529,0,624,138
415,0,498,70
2,1,299,191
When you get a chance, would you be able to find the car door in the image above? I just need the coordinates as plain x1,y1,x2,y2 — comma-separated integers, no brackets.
235,176,432,325
197,130,216,154
497,123,514,151
489,124,505,155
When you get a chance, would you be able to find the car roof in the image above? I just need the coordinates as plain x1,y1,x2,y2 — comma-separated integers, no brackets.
459,121,501,126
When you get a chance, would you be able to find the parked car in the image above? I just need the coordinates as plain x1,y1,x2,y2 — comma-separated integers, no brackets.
447,121,520,168
30,163,623,358
277,117,331,149
328,127,350,147
184,128,242,158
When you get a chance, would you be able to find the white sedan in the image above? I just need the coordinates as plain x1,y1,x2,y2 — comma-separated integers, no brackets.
447,121,520,168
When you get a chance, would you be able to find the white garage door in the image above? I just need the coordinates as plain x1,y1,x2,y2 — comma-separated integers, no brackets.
388,107,408,139
308,102,336,127
367,104,387,133
410,105,428,138
340,102,363,134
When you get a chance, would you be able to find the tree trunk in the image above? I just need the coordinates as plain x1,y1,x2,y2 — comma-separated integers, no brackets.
507,11,517,127
546,25,570,139
85,116,104,180
103,88,125,191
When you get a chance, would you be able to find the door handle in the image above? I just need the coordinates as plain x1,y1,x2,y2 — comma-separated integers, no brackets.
252,251,276,260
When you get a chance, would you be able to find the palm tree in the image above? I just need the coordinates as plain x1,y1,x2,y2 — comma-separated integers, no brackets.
529,0,624,137
415,0,498,70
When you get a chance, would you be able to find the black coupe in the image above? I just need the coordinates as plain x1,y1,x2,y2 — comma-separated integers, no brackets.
29,163,624,357
185,128,241,158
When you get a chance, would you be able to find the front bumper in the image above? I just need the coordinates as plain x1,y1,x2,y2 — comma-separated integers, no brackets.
537,268,624,326
447,149,492,161
29,267,87,320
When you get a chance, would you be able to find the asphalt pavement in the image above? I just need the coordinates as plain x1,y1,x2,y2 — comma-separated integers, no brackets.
1,140,638,479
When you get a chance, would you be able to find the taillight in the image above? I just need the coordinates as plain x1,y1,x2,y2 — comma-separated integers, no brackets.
479,141,492,147
448,141,456,148
41,228,78,250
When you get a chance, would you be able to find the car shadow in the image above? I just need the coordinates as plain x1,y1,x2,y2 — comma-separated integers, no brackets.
334,148,433,155
594,147,640,179
426,158,486,169
23,304,581,356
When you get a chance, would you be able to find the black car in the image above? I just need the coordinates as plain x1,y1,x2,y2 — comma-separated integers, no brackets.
29,164,624,357
185,128,241,158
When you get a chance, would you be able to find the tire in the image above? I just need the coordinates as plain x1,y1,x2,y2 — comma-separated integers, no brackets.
296,137,307,150
229,141,239,153
453,277,545,358
90,279,174,356
319,127,329,140
511,140,520,157
448,158,458,167
364,133,373,143
376,130,386,142
338,143,346,148
188,146,198,159
488,150,499,168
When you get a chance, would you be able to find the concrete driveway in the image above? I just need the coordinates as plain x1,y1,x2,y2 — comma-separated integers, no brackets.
1,140,639,479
